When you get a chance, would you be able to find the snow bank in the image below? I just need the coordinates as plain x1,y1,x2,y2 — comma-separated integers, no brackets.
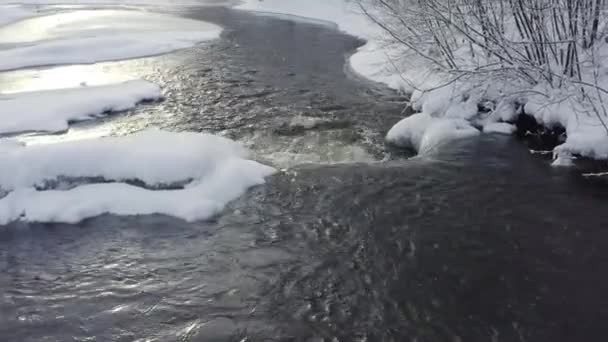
0,130,275,224
0,10,222,71
524,90,608,164
237,0,608,164
0,80,161,134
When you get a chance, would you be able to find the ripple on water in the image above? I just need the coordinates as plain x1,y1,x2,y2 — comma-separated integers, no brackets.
1,5,607,342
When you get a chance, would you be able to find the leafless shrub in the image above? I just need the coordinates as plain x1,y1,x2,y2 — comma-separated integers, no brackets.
358,0,608,131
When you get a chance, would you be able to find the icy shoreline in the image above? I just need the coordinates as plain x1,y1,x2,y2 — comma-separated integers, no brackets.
236,0,608,166
0,130,276,224
0,80,162,135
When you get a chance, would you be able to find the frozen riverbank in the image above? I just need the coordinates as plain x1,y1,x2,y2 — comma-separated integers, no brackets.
237,0,608,167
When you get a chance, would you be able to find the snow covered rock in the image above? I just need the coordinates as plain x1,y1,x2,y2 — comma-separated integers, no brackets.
386,113,480,155
0,80,162,134
0,130,276,224
483,122,517,135
525,93,608,163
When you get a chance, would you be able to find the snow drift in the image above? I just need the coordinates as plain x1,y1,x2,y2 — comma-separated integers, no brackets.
0,80,162,134
0,9,222,71
0,130,276,224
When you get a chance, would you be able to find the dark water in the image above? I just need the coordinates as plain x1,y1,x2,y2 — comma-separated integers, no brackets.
1,6,608,342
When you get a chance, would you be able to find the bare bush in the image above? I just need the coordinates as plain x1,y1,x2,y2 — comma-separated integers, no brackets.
358,0,608,129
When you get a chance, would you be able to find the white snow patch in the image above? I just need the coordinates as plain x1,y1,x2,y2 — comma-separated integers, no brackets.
0,129,275,224
551,153,575,167
386,113,480,155
483,123,516,135
0,5,35,26
386,113,434,152
0,10,222,71
525,91,608,162
0,80,161,134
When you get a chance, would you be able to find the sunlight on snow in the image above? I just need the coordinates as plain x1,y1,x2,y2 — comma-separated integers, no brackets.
0,64,130,93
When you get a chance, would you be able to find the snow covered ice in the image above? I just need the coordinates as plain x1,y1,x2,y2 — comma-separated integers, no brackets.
0,130,276,224
0,80,162,134
0,9,222,71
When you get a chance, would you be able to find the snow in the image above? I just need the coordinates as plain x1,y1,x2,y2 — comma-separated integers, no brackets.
386,113,480,155
554,128,608,160
0,5,35,26
0,80,161,134
0,130,276,224
551,153,575,167
525,90,608,161
0,9,222,71
483,123,517,135
236,0,377,39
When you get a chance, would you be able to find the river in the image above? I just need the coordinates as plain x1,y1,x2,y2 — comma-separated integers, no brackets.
1,4,607,342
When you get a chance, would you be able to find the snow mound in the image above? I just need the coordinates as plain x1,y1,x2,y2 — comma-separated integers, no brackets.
0,130,276,224
526,93,608,162
0,10,222,71
0,80,162,134
386,113,480,155
483,123,516,135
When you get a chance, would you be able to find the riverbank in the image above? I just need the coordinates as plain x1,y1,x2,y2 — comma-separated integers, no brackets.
236,0,608,171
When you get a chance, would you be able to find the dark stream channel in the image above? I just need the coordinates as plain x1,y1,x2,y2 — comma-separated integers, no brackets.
1,5,608,342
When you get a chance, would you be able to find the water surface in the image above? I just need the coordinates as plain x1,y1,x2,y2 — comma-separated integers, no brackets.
1,5,607,342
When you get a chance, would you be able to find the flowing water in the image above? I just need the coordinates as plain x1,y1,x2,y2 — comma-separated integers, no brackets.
1,5,608,342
